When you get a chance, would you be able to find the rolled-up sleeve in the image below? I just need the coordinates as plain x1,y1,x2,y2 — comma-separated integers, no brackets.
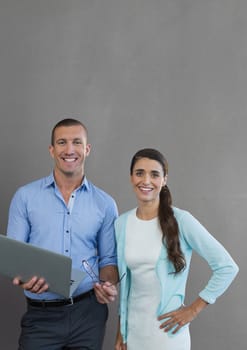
97,198,118,268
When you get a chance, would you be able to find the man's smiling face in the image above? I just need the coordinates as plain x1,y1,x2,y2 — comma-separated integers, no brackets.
49,124,91,178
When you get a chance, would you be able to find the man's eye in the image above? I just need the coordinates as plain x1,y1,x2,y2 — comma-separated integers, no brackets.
74,141,82,145
57,141,65,145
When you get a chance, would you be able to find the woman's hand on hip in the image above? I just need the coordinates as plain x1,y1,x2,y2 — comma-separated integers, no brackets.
158,297,208,334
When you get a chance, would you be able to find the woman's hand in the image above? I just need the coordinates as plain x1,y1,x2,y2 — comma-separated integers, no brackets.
115,327,127,350
158,297,208,334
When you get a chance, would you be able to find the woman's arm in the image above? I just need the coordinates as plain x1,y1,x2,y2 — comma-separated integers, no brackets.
115,317,127,350
180,210,239,304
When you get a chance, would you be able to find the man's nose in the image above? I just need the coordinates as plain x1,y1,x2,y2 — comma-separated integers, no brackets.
64,142,75,153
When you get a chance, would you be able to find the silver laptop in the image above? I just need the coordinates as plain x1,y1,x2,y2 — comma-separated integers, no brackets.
0,234,85,298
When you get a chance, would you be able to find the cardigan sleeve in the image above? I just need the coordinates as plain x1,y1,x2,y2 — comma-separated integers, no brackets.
178,210,239,304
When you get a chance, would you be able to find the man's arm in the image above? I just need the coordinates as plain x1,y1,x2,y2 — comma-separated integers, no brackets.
94,265,119,304
99,264,119,284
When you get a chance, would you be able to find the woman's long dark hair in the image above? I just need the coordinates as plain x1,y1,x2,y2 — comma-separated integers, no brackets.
130,148,186,273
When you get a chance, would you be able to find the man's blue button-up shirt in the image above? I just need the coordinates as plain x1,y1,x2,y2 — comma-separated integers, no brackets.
7,173,118,300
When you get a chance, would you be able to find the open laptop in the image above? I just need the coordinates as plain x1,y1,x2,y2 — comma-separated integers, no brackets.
0,234,86,298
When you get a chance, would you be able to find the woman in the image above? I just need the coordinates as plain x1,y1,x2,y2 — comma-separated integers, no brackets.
114,148,239,350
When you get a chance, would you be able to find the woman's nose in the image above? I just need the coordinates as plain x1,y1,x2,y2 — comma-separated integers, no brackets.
142,174,151,184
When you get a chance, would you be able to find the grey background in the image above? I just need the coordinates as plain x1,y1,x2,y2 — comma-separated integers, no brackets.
0,0,245,349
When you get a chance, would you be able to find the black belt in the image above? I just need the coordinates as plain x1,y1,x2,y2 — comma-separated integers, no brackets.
26,289,94,307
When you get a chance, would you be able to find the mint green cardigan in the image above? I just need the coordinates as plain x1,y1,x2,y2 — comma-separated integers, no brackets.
115,207,239,342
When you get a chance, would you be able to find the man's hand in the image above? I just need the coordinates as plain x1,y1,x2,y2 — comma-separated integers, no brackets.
13,276,49,294
94,281,118,304
94,265,119,303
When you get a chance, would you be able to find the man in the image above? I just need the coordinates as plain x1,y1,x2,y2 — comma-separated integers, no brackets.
7,118,118,350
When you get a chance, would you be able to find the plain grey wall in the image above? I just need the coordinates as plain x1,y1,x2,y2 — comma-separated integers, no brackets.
0,0,245,349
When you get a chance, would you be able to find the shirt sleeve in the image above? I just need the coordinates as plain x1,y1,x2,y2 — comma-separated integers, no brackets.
7,187,30,242
97,197,118,268
179,211,239,304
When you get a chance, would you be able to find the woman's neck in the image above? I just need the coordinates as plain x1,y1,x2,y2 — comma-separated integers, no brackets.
136,203,159,220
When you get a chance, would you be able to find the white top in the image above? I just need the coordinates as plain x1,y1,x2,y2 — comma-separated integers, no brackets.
125,209,190,350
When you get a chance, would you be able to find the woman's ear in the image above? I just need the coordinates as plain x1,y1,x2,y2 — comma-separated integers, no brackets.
163,174,168,186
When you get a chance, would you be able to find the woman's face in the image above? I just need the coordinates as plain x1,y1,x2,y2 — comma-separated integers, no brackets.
130,157,167,205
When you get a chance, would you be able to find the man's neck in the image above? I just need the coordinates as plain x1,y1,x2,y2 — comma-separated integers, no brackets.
53,169,84,196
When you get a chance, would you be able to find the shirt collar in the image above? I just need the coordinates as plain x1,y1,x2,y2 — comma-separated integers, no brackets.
44,172,89,192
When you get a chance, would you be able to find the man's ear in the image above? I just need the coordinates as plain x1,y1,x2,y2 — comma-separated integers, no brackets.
85,144,91,157
49,145,54,159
